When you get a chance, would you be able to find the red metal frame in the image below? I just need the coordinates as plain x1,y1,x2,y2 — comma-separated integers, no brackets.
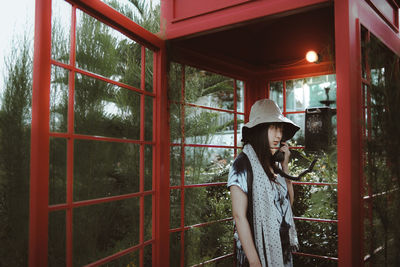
30,0,166,266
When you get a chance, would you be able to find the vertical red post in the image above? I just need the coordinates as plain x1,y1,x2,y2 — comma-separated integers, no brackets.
155,45,169,267
29,0,52,266
335,0,363,266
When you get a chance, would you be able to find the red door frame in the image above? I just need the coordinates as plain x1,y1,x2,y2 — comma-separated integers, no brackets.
29,0,167,266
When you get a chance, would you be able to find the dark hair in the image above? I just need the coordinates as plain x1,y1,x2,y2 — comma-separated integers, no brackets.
242,123,279,182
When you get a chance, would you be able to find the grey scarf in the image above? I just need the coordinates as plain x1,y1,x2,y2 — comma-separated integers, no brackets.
243,144,298,267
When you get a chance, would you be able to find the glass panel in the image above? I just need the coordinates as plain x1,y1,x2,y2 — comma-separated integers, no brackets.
168,62,182,102
49,210,66,267
184,186,231,226
270,81,284,110
74,73,141,140
184,220,234,266
50,66,68,133
236,80,245,112
100,0,160,33
76,10,141,89
144,145,153,191
103,249,139,267
296,220,338,257
286,113,305,145
170,146,182,186
170,189,181,229
237,114,245,147
144,244,152,267
74,140,140,201
185,106,234,146
145,48,153,92
169,231,181,267
286,75,337,112
49,137,67,205
293,184,337,220
51,0,71,64
145,95,153,141
184,147,234,185
185,66,235,111
169,102,182,143
144,195,152,241
73,198,140,266
293,254,337,267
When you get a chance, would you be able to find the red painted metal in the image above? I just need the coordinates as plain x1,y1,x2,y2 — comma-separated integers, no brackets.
162,0,330,39
293,217,338,223
189,253,235,267
29,0,52,266
293,251,338,261
49,132,155,145
335,1,364,266
140,45,146,267
366,0,399,32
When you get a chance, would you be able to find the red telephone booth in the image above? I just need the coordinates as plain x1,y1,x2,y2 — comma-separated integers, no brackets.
29,0,400,266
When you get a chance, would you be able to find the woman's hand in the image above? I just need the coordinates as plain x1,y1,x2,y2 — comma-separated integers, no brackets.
280,141,291,166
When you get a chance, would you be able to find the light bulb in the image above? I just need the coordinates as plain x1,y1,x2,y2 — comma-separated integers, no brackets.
306,50,319,63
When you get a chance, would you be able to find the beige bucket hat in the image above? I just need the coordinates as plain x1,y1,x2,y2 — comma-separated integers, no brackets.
243,99,300,141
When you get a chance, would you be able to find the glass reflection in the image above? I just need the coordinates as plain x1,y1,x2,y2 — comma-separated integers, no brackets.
185,66,235,111
170,189,181,229
51,0,71,64
50,66,68,133
76,10,141,89
48,210,66,267
270,81,284,110
185,106,234,146
287,113,305,145
236,80,245,112
74,139,140,201
49,137,67,205
184,147,234,185
74,73,141,140
73,198,140,266
184,186,232,226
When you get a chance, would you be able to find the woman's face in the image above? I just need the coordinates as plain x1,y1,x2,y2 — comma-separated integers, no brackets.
268,124,283,152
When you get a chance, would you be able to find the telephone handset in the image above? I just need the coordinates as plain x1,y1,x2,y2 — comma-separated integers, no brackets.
271,142,317,181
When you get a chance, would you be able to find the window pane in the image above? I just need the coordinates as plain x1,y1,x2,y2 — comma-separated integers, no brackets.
144,145,153,191
170,189,181,229
169,231,181,267
144,195,152,241
170,146,182,186
185,106,234,146
144,244,152,267
145,95,153,141
185,66,235,111
104,249,139,267
168,62,182,102
100,0,160,33
236,80,245,112
74,140,140,201
48,210,66,267
145,48,153,92
51,0,71,64
286,113,305,145
49,137,67,205
50,66,68,133
184,220,234,266
184,186,231,226
286,75,337,112
74,73,141,140
296,220,337,257
73,198,140,266
76,10,141,89
184,147,234,185
270,81,283,110
169,102,182,143
237,114,245,147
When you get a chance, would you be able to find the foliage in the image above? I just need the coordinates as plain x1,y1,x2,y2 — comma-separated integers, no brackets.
363,34,400,266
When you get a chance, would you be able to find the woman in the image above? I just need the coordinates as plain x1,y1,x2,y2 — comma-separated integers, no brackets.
228,99,300,267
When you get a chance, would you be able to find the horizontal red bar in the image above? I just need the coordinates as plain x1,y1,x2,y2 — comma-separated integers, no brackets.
50,132,155,145
84,239,154,267
49,190,155,211
170,182,227,190
189,253,234,267
293,181,337,186
169,217,233,232
363,187,399,200
293,251,338,261
283,111,306,115
294,216,338,223
51,60,156,97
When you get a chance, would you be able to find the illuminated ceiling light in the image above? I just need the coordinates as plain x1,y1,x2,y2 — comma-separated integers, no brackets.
305,50,320,63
